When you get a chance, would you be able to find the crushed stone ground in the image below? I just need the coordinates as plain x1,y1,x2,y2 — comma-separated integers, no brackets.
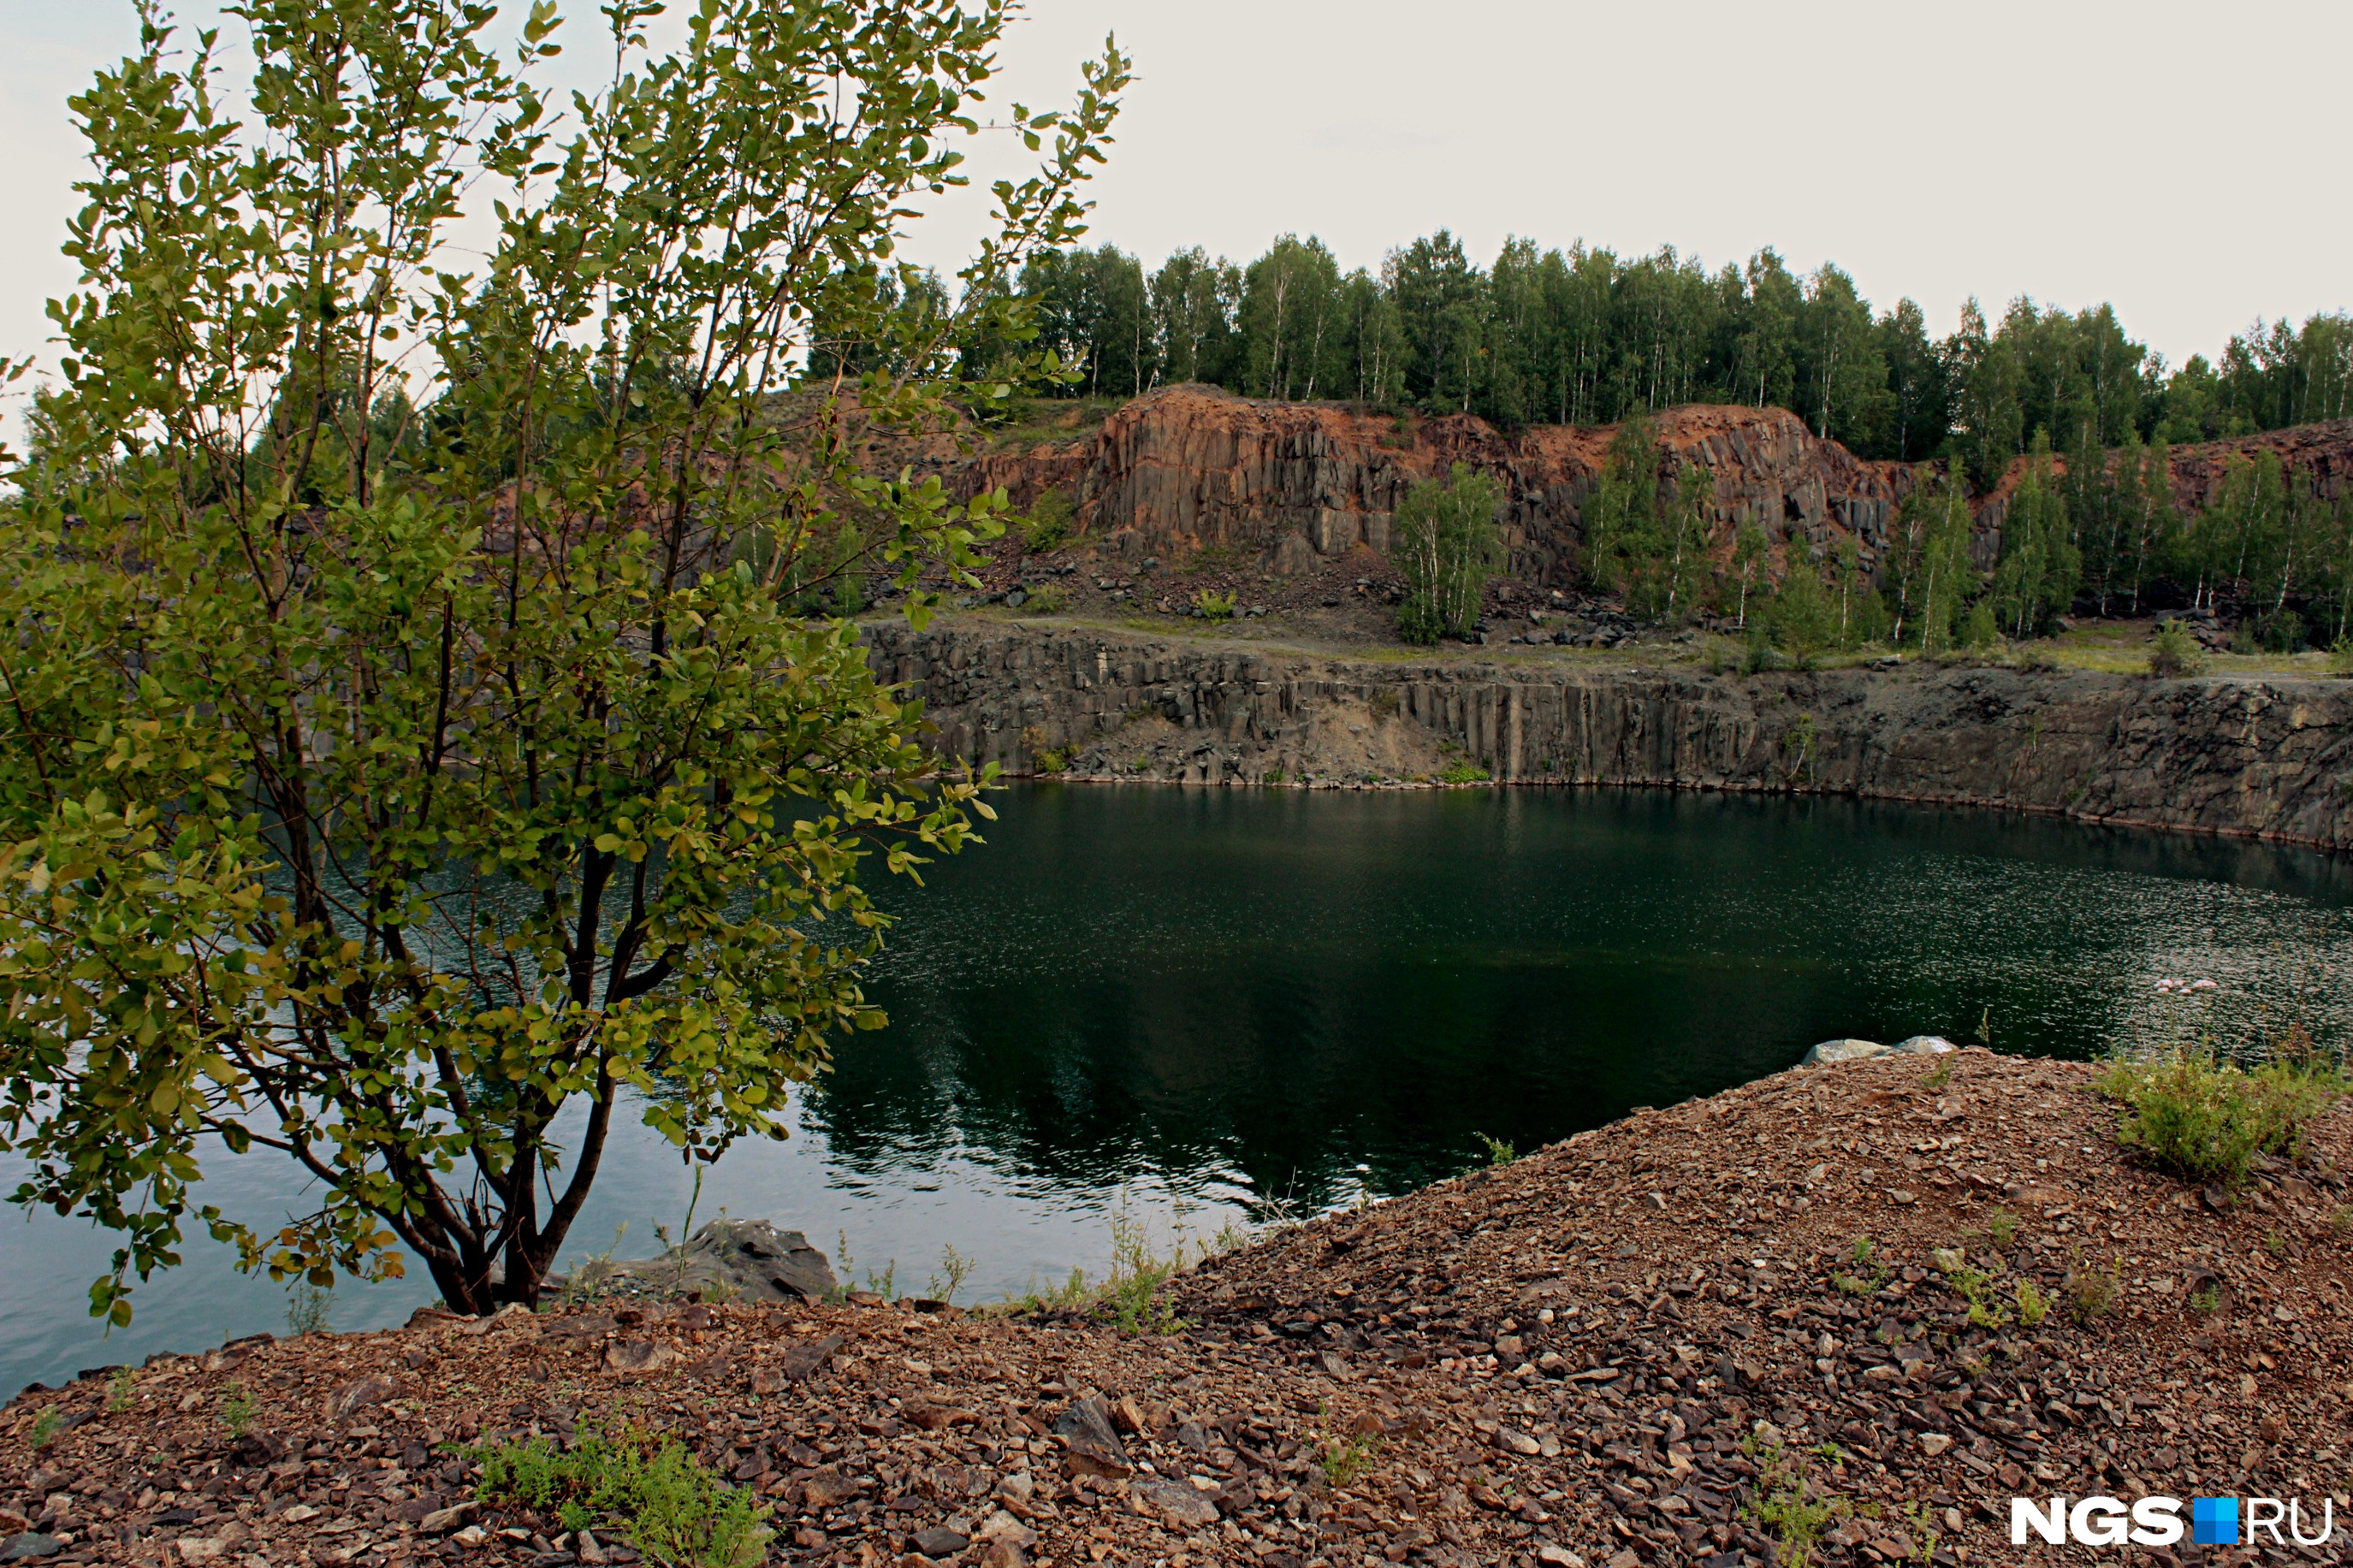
5,1050,2348,1568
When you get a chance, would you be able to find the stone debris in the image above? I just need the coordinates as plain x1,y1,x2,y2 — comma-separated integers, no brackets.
552,1220,837,1305
3,1049,2346,1568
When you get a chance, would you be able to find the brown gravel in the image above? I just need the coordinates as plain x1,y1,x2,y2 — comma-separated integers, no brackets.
6,1049,2349,1568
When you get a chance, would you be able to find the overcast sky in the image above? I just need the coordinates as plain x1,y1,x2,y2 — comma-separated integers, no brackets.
3,0,2345,396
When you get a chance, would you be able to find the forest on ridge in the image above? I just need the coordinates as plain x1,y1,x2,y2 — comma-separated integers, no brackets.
826,231,2352,492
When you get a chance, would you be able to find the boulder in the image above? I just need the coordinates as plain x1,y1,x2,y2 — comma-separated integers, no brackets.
1889,1034,1957,1055
584,1219,837,1304
1052,1393,1131,1478
1801,1038,1885,1066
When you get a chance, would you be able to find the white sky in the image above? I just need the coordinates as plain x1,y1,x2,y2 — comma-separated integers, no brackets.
3,0,2346,400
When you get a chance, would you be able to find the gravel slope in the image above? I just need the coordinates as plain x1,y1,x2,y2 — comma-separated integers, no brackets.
5,1049,2346,1567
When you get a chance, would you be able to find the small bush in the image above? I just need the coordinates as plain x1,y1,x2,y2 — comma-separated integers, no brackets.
1983,1209,2021,1248
2069,1257,2122,1324
1960,601,2000,650
29,1409,62,1449
2149,619,2208,677
1473,1132,1515,1167
1437,760,1491,785
1100,1210,1189,1334
1190,588,1236,623
1019,487,1074,551
1319,1432,1381,1488
2330,636,2353,677
1830,1236,1889,1297
2013,1278,2052,1327
107,1367,137,1413
1740,1435,1845,1568
1943,1265,2012,1329
2095,1042,2345,1186
287,1277,333,1337
474,1424,771,1568
221,1386,257,1438
2258,609,2306,654
927,1245,976,1305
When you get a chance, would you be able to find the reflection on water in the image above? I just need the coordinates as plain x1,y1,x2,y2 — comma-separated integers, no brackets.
7,784,2350,1393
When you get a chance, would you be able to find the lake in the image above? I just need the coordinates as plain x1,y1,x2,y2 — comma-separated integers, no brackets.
6,783,2350,1396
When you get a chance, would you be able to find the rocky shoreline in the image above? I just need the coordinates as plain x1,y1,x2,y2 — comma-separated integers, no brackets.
867,618,2353,853
6,1049,2346,1567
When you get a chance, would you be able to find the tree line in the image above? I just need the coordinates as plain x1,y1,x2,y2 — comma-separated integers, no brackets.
1397,428,2353,659
1570,421,2353,653
824,233,2352,488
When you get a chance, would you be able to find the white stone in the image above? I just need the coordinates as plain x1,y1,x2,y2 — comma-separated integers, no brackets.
1889,1035,1957,1055
1800,1038,1885,1065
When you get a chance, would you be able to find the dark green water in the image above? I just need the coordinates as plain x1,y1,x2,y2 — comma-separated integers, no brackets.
6,784,2350,1393
839,784,2353,1203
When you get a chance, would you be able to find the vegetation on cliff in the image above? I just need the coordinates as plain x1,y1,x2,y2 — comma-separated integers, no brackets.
828,231,2350,478
0,0,1124,1320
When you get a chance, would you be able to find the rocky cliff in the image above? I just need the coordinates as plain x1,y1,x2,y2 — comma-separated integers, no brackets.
912,386,2353,589
871,618,2353,850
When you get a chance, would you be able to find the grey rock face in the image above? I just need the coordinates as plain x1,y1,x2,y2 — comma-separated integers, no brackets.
868,619,2353,851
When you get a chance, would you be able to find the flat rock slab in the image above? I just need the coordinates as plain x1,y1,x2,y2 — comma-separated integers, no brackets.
575,1218,837,1303
1801,1037,1885,1065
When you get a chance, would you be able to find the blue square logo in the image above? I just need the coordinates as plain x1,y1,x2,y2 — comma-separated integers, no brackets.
2192,1497,2239,1546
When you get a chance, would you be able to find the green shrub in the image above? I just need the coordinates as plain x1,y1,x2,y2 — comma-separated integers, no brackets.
1768,560,1838,669
2149,619,2208,677
1319,1432,1381,1488
2013,1278,2051,1327
2329,636,2353,677
1437,760,1491,785
2068,1256,2122,1324
1960,600,2000,650
474,1424,771,1568
1740,1435,1845,1568
1191,588,1236,623
2258,609,2306,654
1019,487,1074,551
2095,1042,2344,1186
1018,583,1068,614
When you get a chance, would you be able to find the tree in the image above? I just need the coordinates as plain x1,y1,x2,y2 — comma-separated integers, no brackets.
1236,236,1342,401
1768,551,1838,667
1884,466,1975,651
1579,417,1660,601
1385,231,1485,414
1394,464,1504,643
1989,438,2083,637
0,0,1127,1321
1729,524,1769,629
1147,247,1236,388
1874,299,1949,462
